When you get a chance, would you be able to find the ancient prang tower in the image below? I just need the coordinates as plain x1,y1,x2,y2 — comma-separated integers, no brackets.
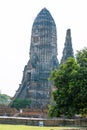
61,29,74,63
12,8,74,109
13,8,59,108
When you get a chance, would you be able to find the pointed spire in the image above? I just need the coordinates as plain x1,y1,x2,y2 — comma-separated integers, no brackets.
61,29,74,64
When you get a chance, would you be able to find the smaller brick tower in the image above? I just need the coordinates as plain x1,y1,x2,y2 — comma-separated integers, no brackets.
61,29,74,64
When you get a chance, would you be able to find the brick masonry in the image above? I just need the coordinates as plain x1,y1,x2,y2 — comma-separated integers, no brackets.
0,117,87,127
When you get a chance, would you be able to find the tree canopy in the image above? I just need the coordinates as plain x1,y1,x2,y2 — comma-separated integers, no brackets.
0,94,11,106
11,98,31,110
49,48,87,118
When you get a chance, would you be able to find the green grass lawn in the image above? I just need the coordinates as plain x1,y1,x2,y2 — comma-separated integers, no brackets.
0,124,80,130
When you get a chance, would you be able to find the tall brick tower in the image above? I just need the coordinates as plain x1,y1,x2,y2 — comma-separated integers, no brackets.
13,8,59,108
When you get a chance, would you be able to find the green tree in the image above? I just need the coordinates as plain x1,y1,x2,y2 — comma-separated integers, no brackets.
0,94,11,106
49,48,87,118
75,48,87,115
11,98,31,110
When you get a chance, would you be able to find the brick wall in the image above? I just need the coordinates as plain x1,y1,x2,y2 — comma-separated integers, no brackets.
0,117,87,127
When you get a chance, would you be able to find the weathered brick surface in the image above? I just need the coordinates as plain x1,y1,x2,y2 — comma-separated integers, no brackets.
0,107,18,116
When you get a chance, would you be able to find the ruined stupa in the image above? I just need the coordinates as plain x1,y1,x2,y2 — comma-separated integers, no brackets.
13,8,59,108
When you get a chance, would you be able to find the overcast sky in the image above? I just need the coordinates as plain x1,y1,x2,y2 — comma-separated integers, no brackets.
0,0,87,96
